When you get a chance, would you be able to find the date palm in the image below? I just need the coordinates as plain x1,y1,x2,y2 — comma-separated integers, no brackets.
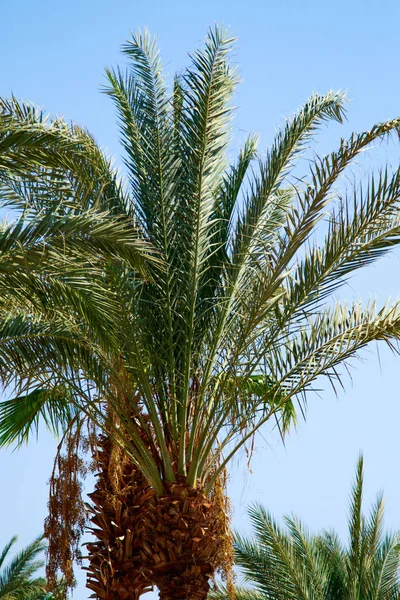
0,535,49,599
214,457,400,600
1,25,400,600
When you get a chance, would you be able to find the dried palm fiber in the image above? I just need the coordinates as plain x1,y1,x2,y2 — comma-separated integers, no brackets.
44,421,88,599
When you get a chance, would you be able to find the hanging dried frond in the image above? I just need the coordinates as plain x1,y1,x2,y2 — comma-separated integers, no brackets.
210,468,235,592
44,419,89,598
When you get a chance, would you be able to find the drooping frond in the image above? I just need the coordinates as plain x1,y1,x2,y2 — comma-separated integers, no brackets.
0,387,78,447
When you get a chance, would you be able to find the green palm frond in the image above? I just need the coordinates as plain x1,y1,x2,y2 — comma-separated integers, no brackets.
232,91,347,268
0,387,78,447
269,301,400,397
239,505,310,600
0,96,96,180
210,586,264,600
369,535,400,600
0,536,47,600
0,538,17,571
347,456,364,584
0,312,111,419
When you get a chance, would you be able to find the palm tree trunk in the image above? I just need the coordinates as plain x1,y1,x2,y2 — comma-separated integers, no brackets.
156,572,211,600
143,481,232,600
85,435,232,600
85,433,154,600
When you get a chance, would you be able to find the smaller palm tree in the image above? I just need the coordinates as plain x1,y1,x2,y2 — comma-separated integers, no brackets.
214,456,400,600
0,535,50,599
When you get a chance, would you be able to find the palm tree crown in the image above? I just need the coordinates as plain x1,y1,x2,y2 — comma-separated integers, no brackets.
216,457,400,600
1,25,400,600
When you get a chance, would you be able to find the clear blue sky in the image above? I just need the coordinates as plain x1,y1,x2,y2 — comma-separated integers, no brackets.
1,0,400,598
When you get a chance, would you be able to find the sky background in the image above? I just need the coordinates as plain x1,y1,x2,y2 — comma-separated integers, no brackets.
1,0,400,597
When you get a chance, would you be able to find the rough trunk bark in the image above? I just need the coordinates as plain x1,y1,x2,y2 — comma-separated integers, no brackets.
156,571,211,600
84,430,233,600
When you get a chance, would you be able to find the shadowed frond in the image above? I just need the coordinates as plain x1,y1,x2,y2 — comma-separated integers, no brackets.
0,387,78,447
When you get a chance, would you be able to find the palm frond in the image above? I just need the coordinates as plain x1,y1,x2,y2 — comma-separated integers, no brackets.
0,387,78,447
232,91,347,268
210,585,264,600
0,538,17,571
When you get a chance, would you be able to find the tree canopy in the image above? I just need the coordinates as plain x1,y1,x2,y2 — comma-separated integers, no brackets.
1,25,400,600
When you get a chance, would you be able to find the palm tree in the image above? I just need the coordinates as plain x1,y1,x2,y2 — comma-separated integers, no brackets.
1,25,400,600
0,535,50,599
214,456,400,600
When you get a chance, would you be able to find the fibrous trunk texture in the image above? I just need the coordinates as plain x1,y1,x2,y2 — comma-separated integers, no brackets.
85,434,154,599
86,434,232,600
142,479,232,600
143,477,232,600
157,574,210,600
